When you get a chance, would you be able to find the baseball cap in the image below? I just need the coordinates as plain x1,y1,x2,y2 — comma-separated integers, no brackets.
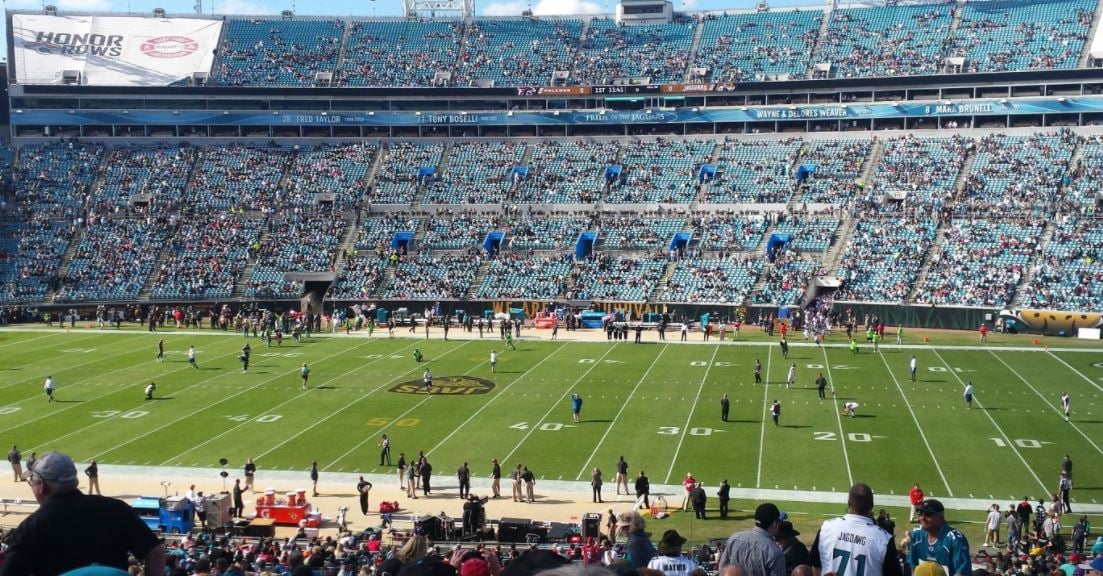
658,530,687,554
913,562,948,576
31,451,79,487
1069,554,1084,564
754,502,782,527
916,499,945,517
777,521,800,538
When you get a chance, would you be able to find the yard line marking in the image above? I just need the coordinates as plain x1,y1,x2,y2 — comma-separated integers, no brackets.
755,346,772,488
255,341,460,467
664,344,719,484
0,333,154,393
18,336,244,444
1044,350,1103,394
426,343,566,458
876,350,953,496
501,345,617,466
988,351,1103,456
0,332,57,350
575,344,669,480
932,349,1048,493
163,340,430,465
86,336,378,461
822,347,853,487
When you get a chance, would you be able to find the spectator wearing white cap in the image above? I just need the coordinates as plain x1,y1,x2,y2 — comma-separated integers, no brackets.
1,451,165,576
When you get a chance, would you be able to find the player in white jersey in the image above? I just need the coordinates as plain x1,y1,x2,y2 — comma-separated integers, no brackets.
842,402,860,418
786,363,796,389
647,529,699,576
1060,392,1070,422
811,483,902,576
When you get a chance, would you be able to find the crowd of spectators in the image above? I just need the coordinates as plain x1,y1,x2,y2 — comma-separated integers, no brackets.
799,139,872,204
246,209,348,299
919,218,1041,307
1060,135,1103,214
1023,216,1103,311
708,138,802,204
340,20,464,87
425,142,525,205
355,214,422,251
13,141,104,221
568,253,666,301
835,218,938,302
189,144,291,212
818,4,950,78
327,252,388,300
213,19,344,86
771,215,840,253
421,212,498,250
516,140,619,204
658,256,761,304
869,135,971,214
474,252,573,300
607,139,714,204
55,216,167,302
506,214,587,251
948,0,1094,73
755,254,825,305
287,143,377,209
695,11,820,82
958,133,1074,216
96,145,198,214
384,251,479,299
593,213,685,250
149,214,263,301
0,218,75,303
573,17,696,85
456,19,582,86
692,212,769,252
373,143,445,204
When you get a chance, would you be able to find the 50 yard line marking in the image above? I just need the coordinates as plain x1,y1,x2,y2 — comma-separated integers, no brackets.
575,344,669,480
876,350,953,495
755,345,772,488
664,344,719,483
821,347,853,487
989,351,1103,456
500,345,617,466
932,349,1048,493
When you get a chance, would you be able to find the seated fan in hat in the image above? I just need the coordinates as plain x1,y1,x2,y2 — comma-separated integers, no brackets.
648,530,700,576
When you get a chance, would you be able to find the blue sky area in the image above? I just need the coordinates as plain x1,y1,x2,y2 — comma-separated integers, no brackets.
3,0,818,59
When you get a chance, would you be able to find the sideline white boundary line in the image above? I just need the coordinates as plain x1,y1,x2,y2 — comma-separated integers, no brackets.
876,349,953,495
931,349,1048,494
500,345,617,466
664,344,719,484
575,344,669,480
755,346,772,488
821,347,853,488
988,350,1103,456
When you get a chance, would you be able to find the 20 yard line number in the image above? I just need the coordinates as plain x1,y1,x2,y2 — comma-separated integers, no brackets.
814,431,879,442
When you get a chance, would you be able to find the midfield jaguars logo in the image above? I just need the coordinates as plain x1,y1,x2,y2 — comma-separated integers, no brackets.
390,376,495,395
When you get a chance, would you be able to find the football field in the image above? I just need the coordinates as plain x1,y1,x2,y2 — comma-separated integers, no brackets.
1,327,1100,509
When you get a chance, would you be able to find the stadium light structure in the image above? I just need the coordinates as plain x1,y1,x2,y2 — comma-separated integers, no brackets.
404,0,474,22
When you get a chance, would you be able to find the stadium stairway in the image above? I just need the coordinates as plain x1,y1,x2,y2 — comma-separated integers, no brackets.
329,217,363,280
858,138,883,187
1011,220,1055,307
823,215,855,274
907,220,948,302
332,23,353,85
683,14,705,83
415,144,453,205
48,223,86,304
693,141,724,205
950,148,978,203
465,257,493,300
1084,1,1103,67
137,227,181,302
808,5,835,79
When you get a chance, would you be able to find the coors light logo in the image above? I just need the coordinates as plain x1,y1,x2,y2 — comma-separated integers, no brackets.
139,35,199,58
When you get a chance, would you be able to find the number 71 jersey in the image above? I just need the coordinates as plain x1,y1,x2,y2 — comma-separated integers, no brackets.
810,514,902,576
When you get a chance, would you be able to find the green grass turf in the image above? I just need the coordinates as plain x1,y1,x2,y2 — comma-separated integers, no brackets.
0,328,1100,515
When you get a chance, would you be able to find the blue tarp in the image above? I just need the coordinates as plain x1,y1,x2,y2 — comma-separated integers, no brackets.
576,231,598,259
391,231,414,251
698,164,718,183
670,231,693,251
604,165,622,181
795,163,818,183
484,231,505,256
580,311,606,329
765,233,791,263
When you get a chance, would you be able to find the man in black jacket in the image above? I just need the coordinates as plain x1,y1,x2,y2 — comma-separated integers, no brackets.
635,471,651,509
718,479,731,518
